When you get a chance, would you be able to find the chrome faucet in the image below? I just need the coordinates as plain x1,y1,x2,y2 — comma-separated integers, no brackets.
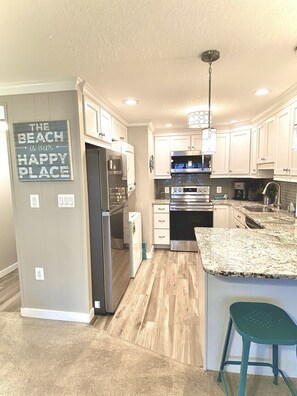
262,181,281,210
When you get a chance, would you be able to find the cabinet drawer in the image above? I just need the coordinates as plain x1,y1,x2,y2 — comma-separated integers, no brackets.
154,229,170,244
154,204,169,213
154,213,169,228
233,209,245,227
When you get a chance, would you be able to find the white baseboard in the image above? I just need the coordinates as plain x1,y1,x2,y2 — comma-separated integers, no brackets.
0,262,18,279
146,245,154,259
21,307,95,324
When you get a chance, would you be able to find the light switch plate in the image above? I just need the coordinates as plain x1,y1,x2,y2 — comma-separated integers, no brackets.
217,186,222,194
58,194,75,208
30,194,40,208
164,187,170,194
35,267,44,280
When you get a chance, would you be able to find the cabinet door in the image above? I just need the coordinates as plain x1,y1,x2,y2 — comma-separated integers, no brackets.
274,106,290,177
154,137,171,178
257,116,275,164
100,108,112,143
170,135,191,151
111,117,127,142
84,95,100,138
289,100,297,178
213,205,230,228
229,129,250,174
250,127,257,174
212,133,230,176
191,134,202,151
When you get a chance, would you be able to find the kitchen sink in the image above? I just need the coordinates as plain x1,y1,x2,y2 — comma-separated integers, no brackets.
243,206,275,213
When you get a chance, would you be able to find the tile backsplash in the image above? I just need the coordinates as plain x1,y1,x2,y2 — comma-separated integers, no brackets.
155,175,297,210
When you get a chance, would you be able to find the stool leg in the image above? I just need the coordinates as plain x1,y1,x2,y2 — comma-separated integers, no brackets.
238,338,251,396
272,345,279,385
217,317,233,382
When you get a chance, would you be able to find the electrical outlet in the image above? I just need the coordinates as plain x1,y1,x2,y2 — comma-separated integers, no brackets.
58,194,75,208
35,267,44,280
94,301,101,309
164,187,169,194
217,186,222,194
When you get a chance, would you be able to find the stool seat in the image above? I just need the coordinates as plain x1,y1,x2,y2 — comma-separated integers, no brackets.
230,302,297,345
218,301,297,396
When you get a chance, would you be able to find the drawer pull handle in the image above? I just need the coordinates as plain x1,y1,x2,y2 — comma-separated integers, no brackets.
158,220,165,223
158,208,165,211
159,235,165,238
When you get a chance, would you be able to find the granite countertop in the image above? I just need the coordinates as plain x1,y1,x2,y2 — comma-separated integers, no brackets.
196,199,297,280
195,228,297,280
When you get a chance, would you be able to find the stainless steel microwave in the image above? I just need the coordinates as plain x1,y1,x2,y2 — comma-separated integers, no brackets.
170,150,211,174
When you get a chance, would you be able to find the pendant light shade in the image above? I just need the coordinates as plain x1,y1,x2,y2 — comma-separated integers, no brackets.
189,50,220,154
202,127,216,154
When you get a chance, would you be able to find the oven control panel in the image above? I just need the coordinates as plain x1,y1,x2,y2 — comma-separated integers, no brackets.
171,186,210,195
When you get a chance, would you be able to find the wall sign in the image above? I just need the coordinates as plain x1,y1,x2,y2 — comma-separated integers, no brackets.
13,120,73,181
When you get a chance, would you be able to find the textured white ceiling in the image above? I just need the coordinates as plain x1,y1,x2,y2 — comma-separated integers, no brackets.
1,0,297,129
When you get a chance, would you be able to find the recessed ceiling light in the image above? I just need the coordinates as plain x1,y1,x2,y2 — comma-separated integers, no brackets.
255,88,270,96
230,120,238,124
165,123,172,128
123,98,139,106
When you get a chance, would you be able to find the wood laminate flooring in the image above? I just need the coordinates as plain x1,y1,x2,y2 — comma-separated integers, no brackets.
93,249,202,367
0,269,21,312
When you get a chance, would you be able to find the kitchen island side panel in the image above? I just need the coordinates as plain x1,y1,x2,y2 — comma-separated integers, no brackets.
205,274,297,377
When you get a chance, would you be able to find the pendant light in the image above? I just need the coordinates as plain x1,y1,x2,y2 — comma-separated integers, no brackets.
200,50,220,154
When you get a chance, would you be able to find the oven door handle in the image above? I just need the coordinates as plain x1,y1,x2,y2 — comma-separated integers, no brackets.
170,206,213,212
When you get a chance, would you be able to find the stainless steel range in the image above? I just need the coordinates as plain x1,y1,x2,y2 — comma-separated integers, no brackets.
170,185,213,252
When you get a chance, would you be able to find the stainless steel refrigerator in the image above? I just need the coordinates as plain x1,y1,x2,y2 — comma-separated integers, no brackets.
86,145,130,314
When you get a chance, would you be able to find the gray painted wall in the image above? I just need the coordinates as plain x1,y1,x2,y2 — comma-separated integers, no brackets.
128,126,155,254
4,91,92,314
0,124,17,273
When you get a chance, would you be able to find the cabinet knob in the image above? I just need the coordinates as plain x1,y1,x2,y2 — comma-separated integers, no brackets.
188,146,191,149
253,169,256,171
283,168,286,171
120,137,124,140
229,170,232,172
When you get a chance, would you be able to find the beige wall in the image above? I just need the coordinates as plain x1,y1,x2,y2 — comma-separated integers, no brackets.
128,125,155,254
0,125,17,273
3,91,92,316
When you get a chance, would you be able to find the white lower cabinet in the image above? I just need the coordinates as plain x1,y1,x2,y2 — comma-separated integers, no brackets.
213,205,230,228
232,208,246,229
153,204,170,246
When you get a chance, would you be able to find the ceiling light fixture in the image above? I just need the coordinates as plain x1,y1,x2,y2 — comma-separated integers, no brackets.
255,88,270,96
187,110,211,128
200,50,220,154
123,98,139,106
165,123,172,128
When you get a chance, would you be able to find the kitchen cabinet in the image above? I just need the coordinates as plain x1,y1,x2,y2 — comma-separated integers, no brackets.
83,95,100,139
153,204,170,246
154,136,171,178
213,205,230,228
232,208,246,229
274,102,297,181
250,127,258,175
229,129,250,175
123,143,135,193
257,116,275,167
211,132,230,176
111,116,127,142
170,134,202,151
100,108,112,143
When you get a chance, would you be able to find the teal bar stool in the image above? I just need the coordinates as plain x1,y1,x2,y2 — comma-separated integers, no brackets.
218,302,297,396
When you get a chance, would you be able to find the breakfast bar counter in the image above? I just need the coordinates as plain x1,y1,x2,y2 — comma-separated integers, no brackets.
195,226,297,378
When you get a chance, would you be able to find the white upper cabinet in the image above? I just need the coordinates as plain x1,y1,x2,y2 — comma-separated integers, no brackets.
212,132,230,176
229,129,251,175
170,134,202,151
274,102,297,181
257,116,275,166
83,95,100,139
100,108,112,143
111,116,127,142
154,136,171,178
250,127,258,175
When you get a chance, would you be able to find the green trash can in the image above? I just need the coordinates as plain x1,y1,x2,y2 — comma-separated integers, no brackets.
142,241,147,260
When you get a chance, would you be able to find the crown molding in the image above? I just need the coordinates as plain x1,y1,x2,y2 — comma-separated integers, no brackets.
0,78,81,96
